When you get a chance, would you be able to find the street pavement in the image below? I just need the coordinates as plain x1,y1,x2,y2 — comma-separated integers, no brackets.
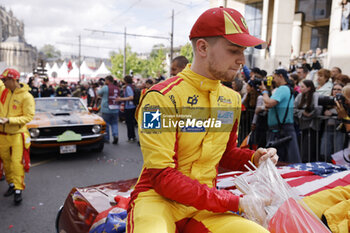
0,123,143,233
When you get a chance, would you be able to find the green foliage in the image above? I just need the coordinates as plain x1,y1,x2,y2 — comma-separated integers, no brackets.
110,44,166,79
40,44,61,59
180,43,193,63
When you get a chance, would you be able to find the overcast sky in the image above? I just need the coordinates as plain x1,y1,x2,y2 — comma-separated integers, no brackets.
1,0,212,58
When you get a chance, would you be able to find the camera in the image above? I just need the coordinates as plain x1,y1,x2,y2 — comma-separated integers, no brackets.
318,93,346,107
249,76,273,90
250,78,267,87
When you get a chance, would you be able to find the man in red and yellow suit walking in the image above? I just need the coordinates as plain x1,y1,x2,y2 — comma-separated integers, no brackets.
0,68,34,204
127,7,278,233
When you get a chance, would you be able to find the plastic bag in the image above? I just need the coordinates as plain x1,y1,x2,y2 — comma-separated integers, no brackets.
331,148,350,166
234,159,331,233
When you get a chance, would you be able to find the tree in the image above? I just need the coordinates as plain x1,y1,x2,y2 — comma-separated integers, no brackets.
147,44,166,77
110,45,143,79
110,44,167,79
40,44,61,59
180,43,193,63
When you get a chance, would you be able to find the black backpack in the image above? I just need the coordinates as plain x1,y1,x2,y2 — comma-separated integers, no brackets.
133,87,141,106
128,85,141,106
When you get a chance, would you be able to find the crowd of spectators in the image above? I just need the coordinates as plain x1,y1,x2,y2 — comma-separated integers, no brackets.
232,50,350,163
24,52,350,163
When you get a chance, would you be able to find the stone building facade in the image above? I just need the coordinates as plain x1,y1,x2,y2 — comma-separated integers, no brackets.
210,0,350,75
0,6,37,73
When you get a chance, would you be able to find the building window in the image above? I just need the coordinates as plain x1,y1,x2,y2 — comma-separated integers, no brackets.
311,26,329,50
298,0,332,22
244,2,263,65
245,2,263,38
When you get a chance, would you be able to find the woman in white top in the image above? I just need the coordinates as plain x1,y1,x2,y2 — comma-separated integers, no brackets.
316,69,333,96
294,80,322,162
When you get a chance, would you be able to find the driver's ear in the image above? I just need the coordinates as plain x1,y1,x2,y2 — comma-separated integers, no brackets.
196,39,209,58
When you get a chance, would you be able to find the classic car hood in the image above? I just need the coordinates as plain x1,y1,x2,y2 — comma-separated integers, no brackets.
27,112,105,128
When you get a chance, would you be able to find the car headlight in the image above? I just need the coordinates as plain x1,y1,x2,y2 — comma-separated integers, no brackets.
29,128,40,138
92,125,101,134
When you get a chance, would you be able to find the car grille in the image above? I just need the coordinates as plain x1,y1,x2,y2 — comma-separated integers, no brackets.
38,125,94,137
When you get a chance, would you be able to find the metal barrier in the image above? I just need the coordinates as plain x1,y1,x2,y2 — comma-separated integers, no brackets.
237,110,347,163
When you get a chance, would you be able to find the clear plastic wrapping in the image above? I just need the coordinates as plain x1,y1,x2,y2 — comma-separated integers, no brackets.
234,159,331,233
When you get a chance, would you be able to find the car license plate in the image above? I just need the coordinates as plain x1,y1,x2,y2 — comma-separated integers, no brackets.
60,145,77,154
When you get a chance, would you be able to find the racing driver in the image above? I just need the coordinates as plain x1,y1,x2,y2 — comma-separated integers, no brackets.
127,7,278,233
0,68,34,204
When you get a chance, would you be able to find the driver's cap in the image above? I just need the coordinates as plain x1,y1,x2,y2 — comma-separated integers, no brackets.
0,68,20,80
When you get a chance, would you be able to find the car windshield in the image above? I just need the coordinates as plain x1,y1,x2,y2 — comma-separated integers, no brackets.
35,98,88,113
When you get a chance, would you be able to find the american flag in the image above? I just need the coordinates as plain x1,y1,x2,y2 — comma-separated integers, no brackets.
89,162,350,233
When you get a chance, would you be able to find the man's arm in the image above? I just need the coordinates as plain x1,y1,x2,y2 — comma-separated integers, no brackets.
118,86,133,101
219,121,256,170
262,92,278,108
219,98,277,170
260,82,278,108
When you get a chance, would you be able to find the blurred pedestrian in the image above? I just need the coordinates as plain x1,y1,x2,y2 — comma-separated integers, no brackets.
28,77,39,98
331,67,343,83
39,77,54,97
311,56,322,70
341,0,350,30
0,68,34,204
316,69,332,96
261,69,301,163
170,56,189,77
98,75,120,144
140,79,154,99
294,80,321,162
55,80,71,97
320,83,345,161
117,75,137,141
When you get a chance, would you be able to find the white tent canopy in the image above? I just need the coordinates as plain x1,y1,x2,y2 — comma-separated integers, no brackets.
46,60,112,83
48,62,59,77
92,62,111,78
44,63,51,71
57,61,68,78
80,60,93,77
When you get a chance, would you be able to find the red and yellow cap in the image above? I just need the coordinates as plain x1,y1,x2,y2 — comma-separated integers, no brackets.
190,7,266,49
0,68,20,80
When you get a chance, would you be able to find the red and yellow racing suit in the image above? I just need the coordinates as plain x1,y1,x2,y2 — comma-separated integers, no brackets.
127,65,268,233
0,81,34,190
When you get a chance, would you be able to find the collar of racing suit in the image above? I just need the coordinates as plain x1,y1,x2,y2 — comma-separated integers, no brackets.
179,64,221,92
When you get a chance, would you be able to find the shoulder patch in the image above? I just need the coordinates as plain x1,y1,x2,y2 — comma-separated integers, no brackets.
150,76,184,95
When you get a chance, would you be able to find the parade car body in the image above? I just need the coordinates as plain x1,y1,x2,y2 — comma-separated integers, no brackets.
56,163,350,233
27,97,106,154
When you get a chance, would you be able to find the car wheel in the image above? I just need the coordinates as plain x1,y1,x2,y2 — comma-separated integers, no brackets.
55,205,63,233
94,142,104,152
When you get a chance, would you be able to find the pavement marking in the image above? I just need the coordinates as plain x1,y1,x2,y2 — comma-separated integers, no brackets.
31,159,55,168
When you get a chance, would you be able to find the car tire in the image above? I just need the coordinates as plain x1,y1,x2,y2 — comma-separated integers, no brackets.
94,142,104,152
55,205,63,233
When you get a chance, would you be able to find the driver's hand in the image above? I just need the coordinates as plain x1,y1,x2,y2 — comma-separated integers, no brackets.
253,148,278,166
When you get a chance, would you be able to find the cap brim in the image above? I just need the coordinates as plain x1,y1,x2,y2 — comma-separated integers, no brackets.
223,33,267,49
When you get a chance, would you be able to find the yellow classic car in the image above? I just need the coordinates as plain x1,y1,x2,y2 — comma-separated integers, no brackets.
27,97,106,154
